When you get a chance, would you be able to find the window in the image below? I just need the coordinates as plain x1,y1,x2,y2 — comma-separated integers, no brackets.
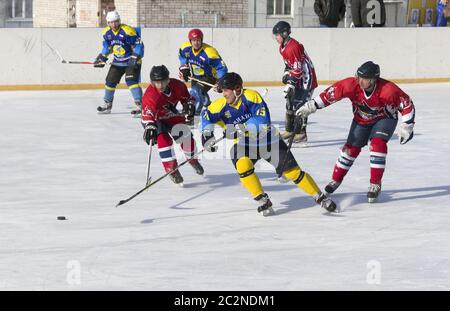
7,0,33,19
267,0,292,15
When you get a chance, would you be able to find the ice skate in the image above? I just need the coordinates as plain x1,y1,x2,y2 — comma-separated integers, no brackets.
97,101,112,114
189,159,204,175
325,180,341,194
367,183,381,203
169,170,184,187
130,101,142,117
255,193,275,216
315,192,339,212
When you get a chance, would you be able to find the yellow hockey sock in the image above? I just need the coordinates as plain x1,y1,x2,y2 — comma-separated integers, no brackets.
283,167,320,196
236,157,264,198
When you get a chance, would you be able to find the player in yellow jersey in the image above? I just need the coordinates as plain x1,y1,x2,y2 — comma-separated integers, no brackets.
200,72,339,216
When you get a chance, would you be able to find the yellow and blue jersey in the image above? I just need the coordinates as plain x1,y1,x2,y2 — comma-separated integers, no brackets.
178,42,228,79
201,89,271,144
100,24,144,66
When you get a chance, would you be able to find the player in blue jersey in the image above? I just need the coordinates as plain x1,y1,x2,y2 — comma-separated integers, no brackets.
93,11,144,116
178,29,228,118
200,72,338,216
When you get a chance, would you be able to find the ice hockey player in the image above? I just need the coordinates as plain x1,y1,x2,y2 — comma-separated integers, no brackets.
94,11,144,116
272,21,318,145
178,28,228,118
141,65,203,186
296,61,415,203
200,72,337,216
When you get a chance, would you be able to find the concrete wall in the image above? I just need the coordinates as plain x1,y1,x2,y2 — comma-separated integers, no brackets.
1,27,449,87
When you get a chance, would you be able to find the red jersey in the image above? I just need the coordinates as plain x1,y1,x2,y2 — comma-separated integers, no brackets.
141,78,192,126
279,37,318,90
315,77,415,126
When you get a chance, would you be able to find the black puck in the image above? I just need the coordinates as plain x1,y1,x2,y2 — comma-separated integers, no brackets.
57,216,67,220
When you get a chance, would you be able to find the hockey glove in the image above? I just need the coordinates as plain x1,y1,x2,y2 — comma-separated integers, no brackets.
179,64,191,82
202,129,218,152
399,122,414,145
94,54,108,68
295,99,318,118
283,81,295,99
183,101,196,123
282,70,290,85
143,122,158,145
127,53,140,70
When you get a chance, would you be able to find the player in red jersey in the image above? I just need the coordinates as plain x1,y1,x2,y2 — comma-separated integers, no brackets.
296,61,415,202
141,65,204,185
272,21,318,145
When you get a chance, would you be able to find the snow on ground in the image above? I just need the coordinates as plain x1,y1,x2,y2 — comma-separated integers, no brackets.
0,83,449,290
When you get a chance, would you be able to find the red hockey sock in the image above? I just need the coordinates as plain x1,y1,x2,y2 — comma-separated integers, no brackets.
157,133,178,173
369,137,387,185
331,144,361,182
180,135,197,162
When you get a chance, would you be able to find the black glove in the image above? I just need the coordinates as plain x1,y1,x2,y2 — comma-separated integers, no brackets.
143,122,157,145
183,101,196,120
94,54,108,68
127,53,140,70
179,64,191,82
202,129,218,152
282,70,290,84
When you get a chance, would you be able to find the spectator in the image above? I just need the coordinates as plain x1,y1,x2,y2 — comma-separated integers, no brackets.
436,0,449,27
351,0,386,27
314,0,346,27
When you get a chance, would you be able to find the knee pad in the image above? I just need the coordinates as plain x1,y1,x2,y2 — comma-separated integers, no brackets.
342,143,362,158
236,157,255,178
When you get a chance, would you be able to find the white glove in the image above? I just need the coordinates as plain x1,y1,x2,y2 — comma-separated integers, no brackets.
295,99,318,117
283,83,295,98
399,122,414,145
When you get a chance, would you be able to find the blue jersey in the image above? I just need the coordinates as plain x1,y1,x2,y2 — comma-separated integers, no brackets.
100,24,144,66
201,89,272,145
178,42,228,79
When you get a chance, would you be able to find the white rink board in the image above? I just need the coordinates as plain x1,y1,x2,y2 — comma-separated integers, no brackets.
0,27,450,85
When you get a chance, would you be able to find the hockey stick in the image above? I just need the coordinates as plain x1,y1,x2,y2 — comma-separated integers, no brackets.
188,76,216,88
145,143,153,186
116,135,225,207
43,39,111,65
277,94,300,179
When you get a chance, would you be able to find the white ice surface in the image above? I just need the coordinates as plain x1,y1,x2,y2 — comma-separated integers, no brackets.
1,84,450,290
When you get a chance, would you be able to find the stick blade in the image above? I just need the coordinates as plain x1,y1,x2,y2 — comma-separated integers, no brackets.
116,200,127,207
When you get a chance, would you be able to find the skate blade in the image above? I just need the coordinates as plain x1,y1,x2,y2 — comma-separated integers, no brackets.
97,110,111,114
291,142,308,148
277,176,289,184
177,183,184,188
260,207,275,217
368,197,378,203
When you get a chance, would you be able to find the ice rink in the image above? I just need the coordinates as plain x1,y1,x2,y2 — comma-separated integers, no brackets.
1,83,449,290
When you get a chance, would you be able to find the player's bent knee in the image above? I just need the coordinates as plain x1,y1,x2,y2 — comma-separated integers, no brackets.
236,157,255,178
283,166,305,184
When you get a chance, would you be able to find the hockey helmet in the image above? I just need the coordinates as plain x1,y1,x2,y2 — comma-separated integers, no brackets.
150,65,170,81
357,61,380,80
272,21,291,37
106,11,120,23
218,72,243,91
188,29,203,41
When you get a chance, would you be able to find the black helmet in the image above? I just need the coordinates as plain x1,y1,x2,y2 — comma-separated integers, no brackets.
218,72,243,91
272,21,291,36
356,61,380,80
150,65,170,81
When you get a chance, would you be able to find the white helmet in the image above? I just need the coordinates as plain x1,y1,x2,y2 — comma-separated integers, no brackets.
106,11,120,23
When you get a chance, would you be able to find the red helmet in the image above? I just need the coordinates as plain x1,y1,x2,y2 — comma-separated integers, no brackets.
188,28,203,41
